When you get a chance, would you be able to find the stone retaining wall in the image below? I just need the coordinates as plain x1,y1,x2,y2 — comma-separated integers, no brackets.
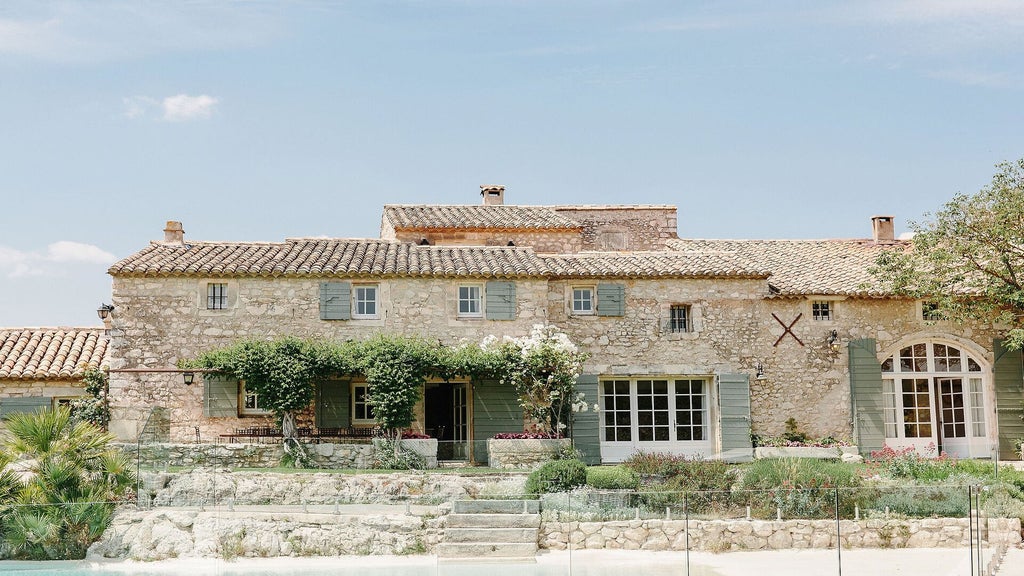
117,442,376,470
540,517,1023,551
89,507,443,560
137,469,528,508
487,438,571,469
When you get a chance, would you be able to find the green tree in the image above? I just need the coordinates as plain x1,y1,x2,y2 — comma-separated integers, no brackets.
1,406,134,559
873,158,1024,348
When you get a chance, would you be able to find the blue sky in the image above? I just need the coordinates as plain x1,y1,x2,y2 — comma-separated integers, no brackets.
2,0,1023,327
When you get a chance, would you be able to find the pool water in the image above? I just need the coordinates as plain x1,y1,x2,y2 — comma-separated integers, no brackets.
0,556,712,576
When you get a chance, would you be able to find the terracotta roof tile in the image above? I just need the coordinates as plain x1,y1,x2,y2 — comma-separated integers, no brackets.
667,238,900,296
0,328,109,380
542,251,770,278
110,239,771,280
109,240,553,278
384,205,582,230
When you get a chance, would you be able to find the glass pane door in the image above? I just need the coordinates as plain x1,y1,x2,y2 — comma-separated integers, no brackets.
636,379,670,441
899,378,937,453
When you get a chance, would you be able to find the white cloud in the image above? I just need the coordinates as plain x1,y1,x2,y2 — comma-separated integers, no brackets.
123,94,218,121
0,242,117,278
161,94,218,122
45,241,117,264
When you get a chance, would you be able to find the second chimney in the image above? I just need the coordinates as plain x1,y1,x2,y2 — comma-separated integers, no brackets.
480,185,505,205
164,221,185,244
871,216,895,243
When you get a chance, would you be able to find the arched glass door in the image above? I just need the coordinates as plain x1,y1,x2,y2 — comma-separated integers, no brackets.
880,342,988,458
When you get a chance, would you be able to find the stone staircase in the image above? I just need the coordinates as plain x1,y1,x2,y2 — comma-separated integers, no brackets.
436,499,541,562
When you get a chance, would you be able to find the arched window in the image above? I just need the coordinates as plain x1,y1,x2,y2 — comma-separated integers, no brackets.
880,342,987,458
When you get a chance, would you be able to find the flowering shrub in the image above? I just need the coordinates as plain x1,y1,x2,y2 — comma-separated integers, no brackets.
752,434,852,448
866,443,957,481
483,325,591,437
401,431,431,439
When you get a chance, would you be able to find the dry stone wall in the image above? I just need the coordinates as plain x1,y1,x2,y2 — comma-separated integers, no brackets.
540,517,1022,551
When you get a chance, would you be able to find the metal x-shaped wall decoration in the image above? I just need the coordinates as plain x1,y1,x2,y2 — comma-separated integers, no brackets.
772,313,804,347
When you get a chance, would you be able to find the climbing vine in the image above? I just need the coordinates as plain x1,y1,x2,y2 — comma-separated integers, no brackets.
185,326,588,462
70,367,110,429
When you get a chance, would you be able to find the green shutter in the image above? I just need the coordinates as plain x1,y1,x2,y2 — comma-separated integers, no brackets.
0,396,52,419
320,281,351,320
485,281,516,320
596,283,625,317
316,378,351,428
204,375,238,418
849,338,885,455
472,379,523,464
571,375,601,465
718,373,752,462
994,339,1024,460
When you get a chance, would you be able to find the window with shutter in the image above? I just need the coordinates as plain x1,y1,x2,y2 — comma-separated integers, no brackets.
485,281,516,320
596,283,625,317
320,282,351,320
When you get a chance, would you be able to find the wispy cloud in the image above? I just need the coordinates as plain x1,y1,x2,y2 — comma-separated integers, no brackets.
0,2,287,63
162,94,219,121
0,242,117,278
123,94,219,121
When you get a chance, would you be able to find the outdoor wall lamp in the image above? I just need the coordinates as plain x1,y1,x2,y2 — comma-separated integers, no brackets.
755,362,766,380
827,330,841,353
182,372,196,386
96,303,114,321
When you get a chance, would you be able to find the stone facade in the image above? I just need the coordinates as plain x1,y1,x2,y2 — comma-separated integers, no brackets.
539,517,1022,551
106,199,1012,462
119,442,377,472
553,206,678,251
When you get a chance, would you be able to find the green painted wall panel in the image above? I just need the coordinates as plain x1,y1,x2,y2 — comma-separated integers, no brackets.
994,339,1024,459
718,373,752,463
316,378,351,428
472,379,523,463
848,338,885,455
571,375,601,465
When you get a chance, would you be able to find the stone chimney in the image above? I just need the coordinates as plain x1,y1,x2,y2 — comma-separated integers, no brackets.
480,185,505,206
163,221,185,244
871,215,895,243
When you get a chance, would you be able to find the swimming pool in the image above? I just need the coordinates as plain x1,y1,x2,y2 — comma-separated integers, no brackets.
0,555,715,576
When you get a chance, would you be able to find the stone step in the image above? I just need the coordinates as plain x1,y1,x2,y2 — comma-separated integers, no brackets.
444,527,538,543
446,513,541,529
452,499,539,515
434,542,538,559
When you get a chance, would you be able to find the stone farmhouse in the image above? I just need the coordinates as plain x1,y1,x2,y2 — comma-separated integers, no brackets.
0,328,109,417
103,186,1024,464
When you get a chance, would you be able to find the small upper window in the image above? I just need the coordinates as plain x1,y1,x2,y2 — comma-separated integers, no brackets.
240,382,271,416
207,283,227,310
352,383,375,423
353,284,378,319
458,285,482,318
572,287,594,315
669,305,691,333
922,301,944,321
811,301,832,321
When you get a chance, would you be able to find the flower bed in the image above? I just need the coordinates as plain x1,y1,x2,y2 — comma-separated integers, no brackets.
754,445,860,460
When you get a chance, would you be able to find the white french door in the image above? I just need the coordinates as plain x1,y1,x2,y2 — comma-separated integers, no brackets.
881,342,989,458
599,377,713,462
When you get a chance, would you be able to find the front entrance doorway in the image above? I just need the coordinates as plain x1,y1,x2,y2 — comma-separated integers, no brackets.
881,342,990,458
424,381,468,460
